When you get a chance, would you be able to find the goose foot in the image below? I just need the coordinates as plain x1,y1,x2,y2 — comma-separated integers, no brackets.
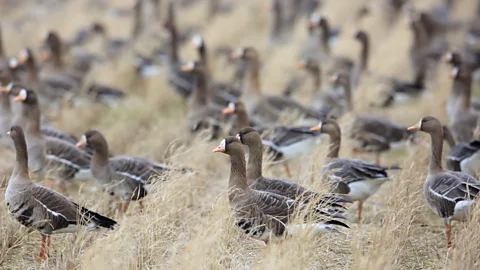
35,236,51,262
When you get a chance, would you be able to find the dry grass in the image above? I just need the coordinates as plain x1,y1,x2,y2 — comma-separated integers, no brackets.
1,0,480,269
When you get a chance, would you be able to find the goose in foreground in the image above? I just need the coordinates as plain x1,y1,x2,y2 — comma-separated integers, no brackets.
76,130,170,213
407,116,480,248
329,73,416,164
231,47,322,126
310,119,400,221
212,136,348,242
9,88,92,185
236,127,351,211
5,126,116,261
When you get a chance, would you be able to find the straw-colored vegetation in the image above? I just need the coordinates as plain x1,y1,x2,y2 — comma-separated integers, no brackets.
0,0,479,269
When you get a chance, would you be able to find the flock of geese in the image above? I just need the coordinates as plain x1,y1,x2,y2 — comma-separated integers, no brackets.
2,0,480,263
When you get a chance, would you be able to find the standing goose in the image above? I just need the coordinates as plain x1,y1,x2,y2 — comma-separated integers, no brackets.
76,130,170,213
181,61,222,140
407,116,480,248
5,126,116,261
231,47,322,126
0,24,10,85
296,58,345,118
448,67,479,143
212,136,347,242
191,35,241,103
9,88,92,184
236,127,351,210
310,119,400,221
329,73,416,164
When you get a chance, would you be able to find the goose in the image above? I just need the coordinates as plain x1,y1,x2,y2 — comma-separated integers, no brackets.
0,24,10,85
212,136,348,242
76,130,171,213
407,116,480,248
447,67,479,143
236,126,351,211
231,47,322,126
329,73,416,164
8,88,93,187
310,119,400,221
443,125,480,177
181,61,223,140
5,126,116,261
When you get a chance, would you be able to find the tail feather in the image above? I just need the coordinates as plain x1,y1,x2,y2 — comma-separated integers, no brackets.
79,207,117,229
324,219,350,229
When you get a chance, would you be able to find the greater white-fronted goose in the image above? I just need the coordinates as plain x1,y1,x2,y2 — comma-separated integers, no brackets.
231,47,322,126
181,61,222,140
329,73,416,164
443,125,480,176
444,64,480,118
212,136,347,242
310,119,400,221
236,127,351,211
191,35,241,105
447,67,479,143
9,88,92,184
0,24,10,85
222,101,262,133
351,29,370,88
407,116,480,248
5,126,117,261
266,0,286,48
76,130,170,213
164,2,195,99
296,58,345,118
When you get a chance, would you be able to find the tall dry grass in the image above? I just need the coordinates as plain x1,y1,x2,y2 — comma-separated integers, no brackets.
0,0,479,269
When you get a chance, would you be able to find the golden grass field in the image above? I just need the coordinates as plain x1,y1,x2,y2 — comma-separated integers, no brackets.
1,0,480,269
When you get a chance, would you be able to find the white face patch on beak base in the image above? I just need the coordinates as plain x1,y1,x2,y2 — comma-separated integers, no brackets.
187,61,195,70
8,58,18,68
417,119,422,129
452,67,459,78
81,135,87,144
235,133,241,140
310,13,320,24
192,35,203,47
6,82,14,92
235,48,245,58
219,139,226,150
20,49,29,59
317,121,323,130
18,89,27,101
228,102,235,111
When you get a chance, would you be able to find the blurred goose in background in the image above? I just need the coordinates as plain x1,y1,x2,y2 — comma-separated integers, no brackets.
351,29,370,88
445,64,480,117
407,116,480,248
0,25,10,85
222,101,262,133
76,130,172,214
212,136,348,242
311,119,400,221
447,67,480,143
231,47,322,126
164,1,195,99
236,126,351,212
303,13,341,61
5,126,116,262
191,35,241,105
181,61,222,139
329,73,416,164
266,0,286,48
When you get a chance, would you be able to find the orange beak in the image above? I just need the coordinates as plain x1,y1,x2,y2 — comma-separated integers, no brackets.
13,95,24,102
407,124,420,131
441,54,451,63
75,141,85,148
0,86,6,92
310,126,320,132
18,54,28,64
328,75,337,82
181,65,192,72
222,107,234,114
212,146,224,153
296,61,305,70
39,50,51,61
231,52,239,59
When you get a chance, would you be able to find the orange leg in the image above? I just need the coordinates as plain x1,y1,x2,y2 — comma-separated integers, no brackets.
375,153,381,165
35,236,51,262
139,200,144,213
357,202,363,222
446,224,452,248
284,164,292,178
120,201,130,214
